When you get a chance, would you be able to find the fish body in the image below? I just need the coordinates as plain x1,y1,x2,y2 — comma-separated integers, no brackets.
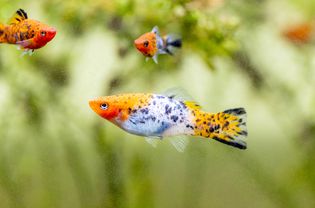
0,9,56,53
282,22,315,44
134,26,182,64
89,93,247,150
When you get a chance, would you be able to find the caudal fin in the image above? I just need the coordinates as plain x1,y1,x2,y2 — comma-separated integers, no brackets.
0,23,6,43
165,35,182,55
209,108,247,149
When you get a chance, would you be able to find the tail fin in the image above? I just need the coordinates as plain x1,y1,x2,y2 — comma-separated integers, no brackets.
209,108,247,149
0,23,6,43
164,35,182,55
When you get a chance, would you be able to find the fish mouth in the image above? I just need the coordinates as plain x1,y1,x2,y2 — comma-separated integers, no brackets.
134,39,142,48
88,99,97,112
46,27,57,41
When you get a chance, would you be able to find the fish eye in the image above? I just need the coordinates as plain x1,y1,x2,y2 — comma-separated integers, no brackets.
143,41,149,48
41,31,46,37
100,103,108,110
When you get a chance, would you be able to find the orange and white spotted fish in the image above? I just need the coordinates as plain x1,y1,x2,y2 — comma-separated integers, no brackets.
134,26,182,64
0,9,56,55
89,92,248,151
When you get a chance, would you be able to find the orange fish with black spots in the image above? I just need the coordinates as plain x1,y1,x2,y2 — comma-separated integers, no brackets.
89,92,248,151
134,26,182,64
0,9,56,55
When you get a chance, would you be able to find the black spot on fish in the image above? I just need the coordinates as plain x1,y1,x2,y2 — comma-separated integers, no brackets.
153,101,156,105
132,109,137,113
180,101,186,109
209,127,214,132
186,124,194,130
165,105,172,115
19,32,25,40
170,115,179,122
128,108,132,114
140,108,149,114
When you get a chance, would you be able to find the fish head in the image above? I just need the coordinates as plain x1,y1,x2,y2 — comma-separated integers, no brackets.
89,94,152,122
89,96,121,121
33,23,56,48
134,32,157,57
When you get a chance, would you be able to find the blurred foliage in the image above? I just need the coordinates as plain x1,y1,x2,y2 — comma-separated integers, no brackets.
0,0,315,208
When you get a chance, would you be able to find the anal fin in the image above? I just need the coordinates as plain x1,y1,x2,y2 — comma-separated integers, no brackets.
145,136,162,148
169,136,189,152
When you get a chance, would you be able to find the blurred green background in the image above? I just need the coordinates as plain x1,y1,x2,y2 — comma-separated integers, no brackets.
1,0,315,207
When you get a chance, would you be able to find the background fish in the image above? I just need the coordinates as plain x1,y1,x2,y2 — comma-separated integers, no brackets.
0,9,56,54
134,26,182,64
89,92,247,151
282,21,315,44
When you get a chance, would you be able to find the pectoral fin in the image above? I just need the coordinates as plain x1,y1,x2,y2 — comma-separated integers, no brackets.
152,54,158,64
16,39,32,47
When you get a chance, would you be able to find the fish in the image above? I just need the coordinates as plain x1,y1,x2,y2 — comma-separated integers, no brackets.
89,92,248,151
282,21,314,44
134,26,182,64
0,9,56,55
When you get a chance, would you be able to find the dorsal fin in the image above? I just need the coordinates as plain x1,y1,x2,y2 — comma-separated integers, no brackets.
162,88,193,101
151,26,159,35
183,101,201,110
162,88,203,110
8,9,28,25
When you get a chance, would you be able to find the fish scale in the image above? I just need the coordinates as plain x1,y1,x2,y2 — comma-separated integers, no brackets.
119,94,195,137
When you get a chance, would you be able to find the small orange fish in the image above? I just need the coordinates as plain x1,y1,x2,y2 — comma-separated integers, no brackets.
282,22,314,44
0,9,56,55
89,92,247,151
134,26,182,64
